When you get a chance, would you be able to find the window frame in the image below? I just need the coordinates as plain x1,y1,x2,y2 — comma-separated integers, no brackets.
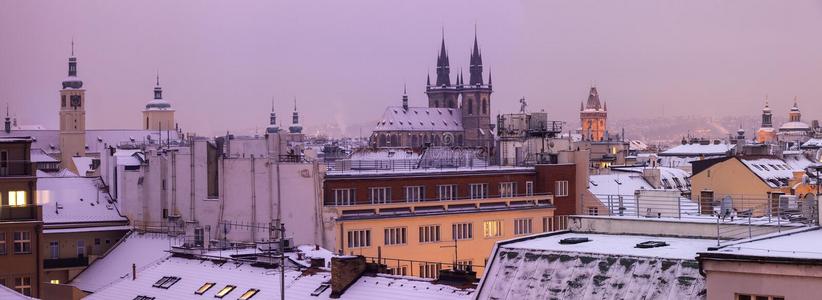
418,224,441,243
513,218,533,235
469,183,488,199
347,229,371,248
0,232,6,256
194,282,216,295
14,276,31,296
437,184,457,201
405,186,425,202
13,231,31,254
499,182,516,197
555,181,569,197
368,187,391,204
452,223,473,241
333,188,355,206
525,181,534,196
383,227,407,246
482,220,503,238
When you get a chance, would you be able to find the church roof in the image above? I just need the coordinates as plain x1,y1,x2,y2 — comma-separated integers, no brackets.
584,86,603,110
373,106,463,132
779,121,811,131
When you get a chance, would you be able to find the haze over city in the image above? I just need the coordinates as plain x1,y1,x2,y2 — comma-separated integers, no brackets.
2,0,822,137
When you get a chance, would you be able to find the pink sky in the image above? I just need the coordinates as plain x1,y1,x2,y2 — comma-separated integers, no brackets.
1,0,821,136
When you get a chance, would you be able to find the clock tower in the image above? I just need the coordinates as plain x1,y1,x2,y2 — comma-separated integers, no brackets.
59,43,86,172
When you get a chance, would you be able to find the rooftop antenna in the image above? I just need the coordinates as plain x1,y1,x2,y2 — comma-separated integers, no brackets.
71,37,75,56
156,69,160,86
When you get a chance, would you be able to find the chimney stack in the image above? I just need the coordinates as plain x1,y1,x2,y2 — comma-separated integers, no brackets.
329,256,366,298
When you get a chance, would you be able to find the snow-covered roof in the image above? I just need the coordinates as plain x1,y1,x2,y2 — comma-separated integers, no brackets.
37,175,127,224
783,152,816,171
71,232,172,293
72,156,94,176
373,106,463,132
802,138,822,149
660,143,733,157
779,121,811,131
0,129,181,154
704,228,822,260
30,148,58,163
86,256,473,300
739,157,796,188
588,174,652,196
348,148,422,161
0,284,33,300
114,149,144,166
628,140,648,151
478,232,710,299
612,167,691,191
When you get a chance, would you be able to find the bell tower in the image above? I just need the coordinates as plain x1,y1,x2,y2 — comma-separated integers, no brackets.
580,86,607,141
59,41,86,172
459,31,493,148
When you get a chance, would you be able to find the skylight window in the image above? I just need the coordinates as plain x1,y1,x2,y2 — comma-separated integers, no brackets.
195,282,216,295
214,285,236,298
761,165,770,171
238,289,260,300
134,296,156,300
635,241,669,248
152,276,180,289
559,237,591,244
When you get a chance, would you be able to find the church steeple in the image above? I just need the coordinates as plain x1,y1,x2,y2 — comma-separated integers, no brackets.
468,29,484,86
402,84,409,110
289,98,303,134
435,31,451,87
266,98,279,133
761,96,773,128
62,40,83,89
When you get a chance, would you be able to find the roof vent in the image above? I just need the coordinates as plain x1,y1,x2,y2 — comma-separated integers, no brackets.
635,241,668,248
559,237,591,245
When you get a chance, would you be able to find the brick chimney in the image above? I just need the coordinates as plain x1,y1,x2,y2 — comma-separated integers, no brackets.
329,256,366,298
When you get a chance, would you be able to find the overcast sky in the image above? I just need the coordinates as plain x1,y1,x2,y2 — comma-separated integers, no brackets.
1,0,821,136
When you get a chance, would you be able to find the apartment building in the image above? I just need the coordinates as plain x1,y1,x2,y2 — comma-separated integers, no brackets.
322,159,582,277
0,137,43,298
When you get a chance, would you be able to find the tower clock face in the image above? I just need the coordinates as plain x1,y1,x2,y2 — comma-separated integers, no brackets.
70,95,81,109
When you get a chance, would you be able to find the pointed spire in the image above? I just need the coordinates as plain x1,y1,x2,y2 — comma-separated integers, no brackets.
435,29,451,87
293,97,298,111
71,38,75,57
402,83,409,110
488,68,492,86
155,70,160,86
426,73,431,87
469,27,484,85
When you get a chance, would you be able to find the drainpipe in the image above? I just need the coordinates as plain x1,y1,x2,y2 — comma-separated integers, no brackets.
251,156,257,241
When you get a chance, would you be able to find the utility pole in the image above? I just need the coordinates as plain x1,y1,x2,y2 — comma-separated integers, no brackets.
440,239,458,270
280,222,285,300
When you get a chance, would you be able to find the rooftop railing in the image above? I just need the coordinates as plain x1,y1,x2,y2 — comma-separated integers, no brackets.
0,160,35,177
0,205,41,222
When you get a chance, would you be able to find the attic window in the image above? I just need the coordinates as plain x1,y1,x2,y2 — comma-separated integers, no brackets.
559,237,591,245
152,276,180,289
761,165,770,171
238,289,260,300
134,296,156,300
195,282,216,295
635,241,669,248
752,165,762,171
214,285,236,298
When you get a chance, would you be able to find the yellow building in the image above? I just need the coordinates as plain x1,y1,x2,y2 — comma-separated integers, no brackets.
690,155,817,215
580,86,607,142
59,51,86,173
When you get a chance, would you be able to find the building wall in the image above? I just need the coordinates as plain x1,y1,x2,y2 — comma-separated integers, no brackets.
41,230,128,284
580,110,606,142
690,158,773,211
59,89,86,172
333,206,555,277
324,171,536,205
0,220,43,298
535,164,577,215
702,260,822,300
142,110,175,131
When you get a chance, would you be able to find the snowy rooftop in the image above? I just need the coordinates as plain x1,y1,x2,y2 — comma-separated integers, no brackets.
660,143,733,156
37,175,127,224
802,138,822,148
611,166,691,191
72,156,94,176
502,232,716,260
588,173,652,196
478,232,710,299
0,284,32,300
114,149,145,166
71,232,172,293
373,106,463,132
739,157,796,188
348,148,422,161
85,255,473,300
30,148,58,163
705,228,822,260
0,129,181,154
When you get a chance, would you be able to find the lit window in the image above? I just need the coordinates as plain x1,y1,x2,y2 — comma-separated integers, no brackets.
238,289,260,300
419,225,440,243
214,285,236,298
8,191,26,207
152,276,180,289
483,220,502,238
195,282,215,295
50,279,60,284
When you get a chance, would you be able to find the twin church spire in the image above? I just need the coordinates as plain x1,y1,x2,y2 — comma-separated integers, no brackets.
430,29,490,88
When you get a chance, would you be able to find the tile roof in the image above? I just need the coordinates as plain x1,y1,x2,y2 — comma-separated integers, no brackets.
373,107,463,132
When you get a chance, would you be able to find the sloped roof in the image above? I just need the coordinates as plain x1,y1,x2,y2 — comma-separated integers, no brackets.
660,143,734,157
37,175,127,224
478,232,710,299
0,284,33,299
740,157,796,188
0,129,181,154
702,228,822,260
373,106,463,132
85,256,473,300
30,148,59,163
71,232,172,293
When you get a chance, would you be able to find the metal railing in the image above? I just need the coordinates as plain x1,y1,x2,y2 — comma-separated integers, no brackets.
44,256,89,269
592,192,818,245
0,160,35,177
327,158,497,174
361,256,484,280
325,192,552,207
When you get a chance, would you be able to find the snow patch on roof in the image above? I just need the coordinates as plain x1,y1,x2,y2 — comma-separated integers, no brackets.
37,176,127,224
739,157,796,188
373,106,463,132
71,232,172,293
660,143,733,156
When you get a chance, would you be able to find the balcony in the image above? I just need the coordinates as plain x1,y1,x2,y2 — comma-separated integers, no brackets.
0,205,41,222
0,160,35,177
330,194,555,220
44,256,89,269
